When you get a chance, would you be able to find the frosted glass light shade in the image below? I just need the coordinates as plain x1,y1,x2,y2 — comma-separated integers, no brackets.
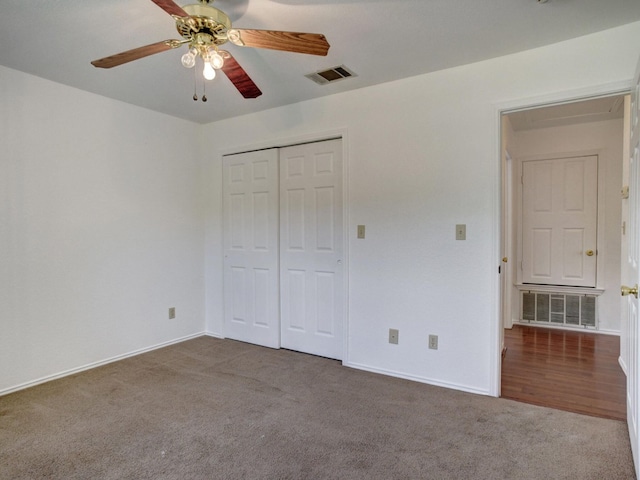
210,51,224,69
181,52,196,68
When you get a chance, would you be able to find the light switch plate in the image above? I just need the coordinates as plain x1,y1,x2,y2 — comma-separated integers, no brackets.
456,224,466,240
357,225,366,239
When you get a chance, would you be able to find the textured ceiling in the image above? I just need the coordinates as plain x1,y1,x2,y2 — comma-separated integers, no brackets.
1,0,639,124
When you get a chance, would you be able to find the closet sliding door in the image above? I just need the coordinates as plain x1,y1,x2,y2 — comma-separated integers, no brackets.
222,149,280,348
280,139,344,360
222,139,344,359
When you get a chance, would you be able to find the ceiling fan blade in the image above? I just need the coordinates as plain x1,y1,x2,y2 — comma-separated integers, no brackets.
228,29,330,56
220,52,262,98
91,40,182,68
150,0,189,17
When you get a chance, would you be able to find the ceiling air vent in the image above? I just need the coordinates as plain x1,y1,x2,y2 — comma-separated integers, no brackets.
306,65,357,85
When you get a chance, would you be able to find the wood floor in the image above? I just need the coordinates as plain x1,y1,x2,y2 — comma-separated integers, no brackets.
501,324,627,421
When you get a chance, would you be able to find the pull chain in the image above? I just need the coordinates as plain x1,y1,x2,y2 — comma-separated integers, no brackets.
192,60,198,101
191,56,211,102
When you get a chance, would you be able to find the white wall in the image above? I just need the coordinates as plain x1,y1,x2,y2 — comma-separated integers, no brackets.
508,119,623,333
0,66,205,394
203,22,640,395
3,21,640,398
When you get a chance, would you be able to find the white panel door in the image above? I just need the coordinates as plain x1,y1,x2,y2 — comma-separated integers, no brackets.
280,139,344,360
625,54,640,478
521,156,598,287
223,149,280,348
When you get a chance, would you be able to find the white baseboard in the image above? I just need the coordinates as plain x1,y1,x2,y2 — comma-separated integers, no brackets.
0,332,206,397
3,334,493,400
204,331,224,339
619,356,629,377
512,321,620,336
343,361,492,397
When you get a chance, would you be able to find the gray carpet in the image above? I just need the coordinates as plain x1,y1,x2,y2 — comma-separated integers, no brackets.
0,336,635,479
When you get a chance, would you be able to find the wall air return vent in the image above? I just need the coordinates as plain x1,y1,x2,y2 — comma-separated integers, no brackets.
306,65,357,85
521,291,597,329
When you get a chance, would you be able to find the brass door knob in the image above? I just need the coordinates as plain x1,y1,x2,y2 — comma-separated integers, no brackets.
621,284,639,298
586,250,595,256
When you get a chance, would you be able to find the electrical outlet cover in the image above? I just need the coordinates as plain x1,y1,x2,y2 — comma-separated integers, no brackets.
389,328,399,344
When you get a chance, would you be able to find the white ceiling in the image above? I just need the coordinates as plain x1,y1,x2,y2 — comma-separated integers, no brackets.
1,0,639,124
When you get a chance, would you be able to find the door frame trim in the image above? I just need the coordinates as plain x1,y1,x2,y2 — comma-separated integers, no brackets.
218,128,351,363
491,80,632,397
501,149,514,330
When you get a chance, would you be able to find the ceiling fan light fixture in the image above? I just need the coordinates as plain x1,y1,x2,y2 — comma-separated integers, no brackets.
203,61,216,80
181,51,196,68
209,49,225,69
181,47,198,68
91,0,330,99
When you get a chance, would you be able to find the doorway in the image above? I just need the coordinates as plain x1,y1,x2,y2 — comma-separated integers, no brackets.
500,94,627,412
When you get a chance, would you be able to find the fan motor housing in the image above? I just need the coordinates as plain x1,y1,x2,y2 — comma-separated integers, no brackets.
176,3,231,45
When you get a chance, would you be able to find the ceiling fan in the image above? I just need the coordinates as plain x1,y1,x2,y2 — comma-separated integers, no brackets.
91,0,330,99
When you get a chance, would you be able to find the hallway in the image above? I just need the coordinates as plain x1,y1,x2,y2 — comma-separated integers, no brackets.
501,325,626,421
